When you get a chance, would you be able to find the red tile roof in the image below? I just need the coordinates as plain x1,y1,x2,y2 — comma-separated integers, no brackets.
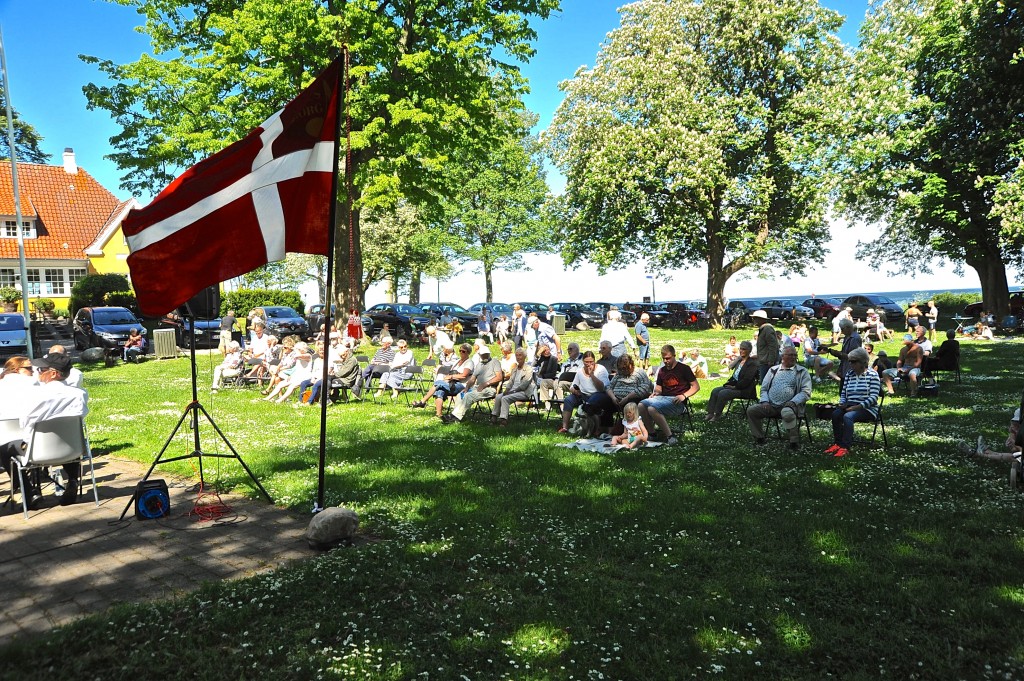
0,160,123,260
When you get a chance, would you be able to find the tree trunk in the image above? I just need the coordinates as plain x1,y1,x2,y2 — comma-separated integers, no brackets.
409,269,421,305
334,191,364,314
484,260,493,302
385,276,397,303
970,254,1010,320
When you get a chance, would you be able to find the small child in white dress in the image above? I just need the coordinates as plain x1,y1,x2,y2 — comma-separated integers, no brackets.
610,402,649,449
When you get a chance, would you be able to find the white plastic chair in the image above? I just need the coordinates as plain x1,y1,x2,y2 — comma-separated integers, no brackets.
9,416,99,519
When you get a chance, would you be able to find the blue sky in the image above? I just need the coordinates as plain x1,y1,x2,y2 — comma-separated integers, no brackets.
0,0,976,305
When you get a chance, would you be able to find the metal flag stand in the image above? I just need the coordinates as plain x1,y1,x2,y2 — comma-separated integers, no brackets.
118,310,272,520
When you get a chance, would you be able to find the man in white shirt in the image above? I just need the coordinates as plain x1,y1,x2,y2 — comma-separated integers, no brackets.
1,352,89,507
425,325,452,360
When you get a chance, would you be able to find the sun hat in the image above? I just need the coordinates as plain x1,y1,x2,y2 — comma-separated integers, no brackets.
750,310,768,320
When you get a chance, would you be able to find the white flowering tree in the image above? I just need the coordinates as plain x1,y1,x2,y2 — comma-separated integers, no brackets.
544,0,849,323
841,0,1024,318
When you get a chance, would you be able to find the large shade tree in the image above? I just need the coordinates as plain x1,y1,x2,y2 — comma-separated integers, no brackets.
842,0,1024,318
444,111,553,302
82,0,557,312
0,84,50,164
544,0,848,323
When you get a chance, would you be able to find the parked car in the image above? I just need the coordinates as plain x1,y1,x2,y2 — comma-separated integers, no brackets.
417,302,479,334
548,302,604,329
252,305,309,339
159,308,222,348
73,306,148,350
585,302,637,324
0,313,40,358
840,294,905,324
468,302,515,319
663,301,710,327
623,302,671,327
725,299,766,324
515,302,550,317
801,297,844,319
963,292,1024,319
305,304,372,339
364,303,433,339
761,299,814,321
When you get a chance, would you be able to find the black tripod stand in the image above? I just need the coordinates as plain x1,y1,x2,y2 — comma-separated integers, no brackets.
119,314,272,520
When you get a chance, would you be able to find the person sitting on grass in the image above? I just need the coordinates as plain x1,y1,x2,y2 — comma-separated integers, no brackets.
412,343,474,419
639,345,700,446
211,341,243,392
705,340,758,422
958,402,1022,487
608,402,648,450
682,348,710,379
720,335,740,366
490,348,534,426
824,347,880,459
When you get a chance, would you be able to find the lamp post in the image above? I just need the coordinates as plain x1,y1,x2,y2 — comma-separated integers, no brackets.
646,275,656,305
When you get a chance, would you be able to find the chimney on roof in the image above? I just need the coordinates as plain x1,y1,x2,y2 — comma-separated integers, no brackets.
62,148,78,175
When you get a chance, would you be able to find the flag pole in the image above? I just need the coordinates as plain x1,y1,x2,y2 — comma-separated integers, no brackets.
0,26,34,359
314,46,348,513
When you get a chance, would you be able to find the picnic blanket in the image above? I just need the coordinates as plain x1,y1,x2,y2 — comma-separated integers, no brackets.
557,437,664,452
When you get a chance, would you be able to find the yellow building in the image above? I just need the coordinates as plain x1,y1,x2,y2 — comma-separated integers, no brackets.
0,149,138,313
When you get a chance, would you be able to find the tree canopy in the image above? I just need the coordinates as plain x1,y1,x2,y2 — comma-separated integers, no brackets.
0,84,51,164
841,0,1024,316
84,0,557,312
443,111,553,302
544,0,848,322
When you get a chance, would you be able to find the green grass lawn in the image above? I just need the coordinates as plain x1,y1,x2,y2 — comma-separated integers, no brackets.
2,326,1023,680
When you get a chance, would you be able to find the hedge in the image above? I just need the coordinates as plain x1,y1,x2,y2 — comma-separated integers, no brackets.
221,289,305,317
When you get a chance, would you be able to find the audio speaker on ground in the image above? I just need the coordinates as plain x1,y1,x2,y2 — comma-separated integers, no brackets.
135,479,170,520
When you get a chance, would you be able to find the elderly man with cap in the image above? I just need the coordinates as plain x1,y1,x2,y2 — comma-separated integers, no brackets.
825,317,863,391
0,352,89,507
752,310,780,382
444,345,504,423
530,315,562,361
747,345,812,449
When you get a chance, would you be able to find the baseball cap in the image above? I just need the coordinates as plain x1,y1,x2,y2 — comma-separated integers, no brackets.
903,333,914,341
31,352,72,374
750,310,768,320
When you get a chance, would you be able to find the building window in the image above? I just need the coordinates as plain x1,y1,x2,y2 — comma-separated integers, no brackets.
2,220,36,239
45,269,65,296
0,268,15,288
24,268,40,296
68,268,87,289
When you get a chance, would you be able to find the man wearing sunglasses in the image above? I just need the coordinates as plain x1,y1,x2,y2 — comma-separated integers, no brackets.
1,352,88,507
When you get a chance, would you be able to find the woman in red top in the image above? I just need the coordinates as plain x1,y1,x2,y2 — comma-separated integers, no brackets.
346,307,363,342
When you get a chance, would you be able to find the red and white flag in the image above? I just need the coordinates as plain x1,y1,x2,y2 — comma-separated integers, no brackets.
122,58,341,315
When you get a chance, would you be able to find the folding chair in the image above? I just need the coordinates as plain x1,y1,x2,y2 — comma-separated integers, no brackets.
852,391,888,449
8,416,99,519
394,365,424,405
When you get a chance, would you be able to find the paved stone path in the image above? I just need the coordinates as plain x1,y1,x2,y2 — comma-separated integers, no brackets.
0,455,311,643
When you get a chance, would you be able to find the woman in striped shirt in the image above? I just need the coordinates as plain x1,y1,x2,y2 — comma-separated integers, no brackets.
825,347,881,458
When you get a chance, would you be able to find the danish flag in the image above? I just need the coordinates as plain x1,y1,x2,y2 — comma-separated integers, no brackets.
122,58,341,316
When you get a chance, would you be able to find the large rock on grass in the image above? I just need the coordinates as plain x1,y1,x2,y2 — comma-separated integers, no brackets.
80,347,105,363
306,507,359,550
